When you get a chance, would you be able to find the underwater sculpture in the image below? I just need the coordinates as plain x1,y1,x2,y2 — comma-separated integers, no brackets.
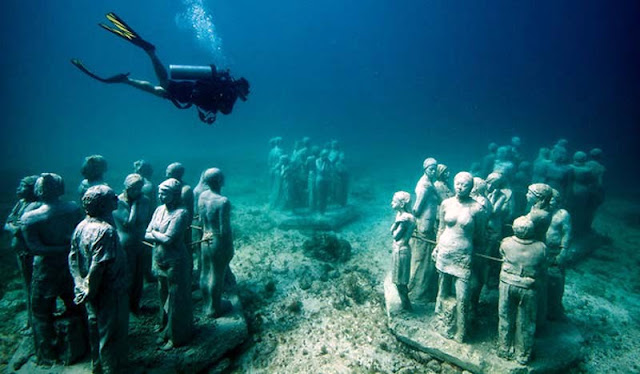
69,185,129,373
4,175,42,331
113,173,151,314
145,178,193,349
409,158,441,303
197,168,234,317
165,162,195,273
78,154,108,198
133,159,156,211
133,159,157,283
314,150,332,214
434,164,453,201
480,142,499,178
568,151,598,235
525,183,554,243
493,146,516,182
497,216,547,364
432,171,486,342
531,147,551,183
21,173,85,364
389,191,416,311
545,189,572,321
542,146,571,199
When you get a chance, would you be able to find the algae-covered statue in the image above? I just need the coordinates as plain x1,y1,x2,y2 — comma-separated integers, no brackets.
21,173,84,364
145,178,193,349
78,155,108,198
567,151,598,235
69,185,129,373
525,183,553,242
197,168,234,318
497,216,547,364
409,157,441,303
113,173,151,314
4,175,42,331
390,191,416,311
432,171,486,342
545,189,572,320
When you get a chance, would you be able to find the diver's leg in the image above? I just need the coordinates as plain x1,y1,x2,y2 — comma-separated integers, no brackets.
144,49,170,88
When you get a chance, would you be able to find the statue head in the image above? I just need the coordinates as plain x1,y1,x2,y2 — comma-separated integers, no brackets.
550,146,568,164
549,188,562,210
573,151,587,165
269,136,282,147
488,142,498,153
486,172,504,191
203,168,225,192
496,146,511,161
165,162,185,181
35,173,65,202
555,138,569,148
82,185,117,218
158,178,182,206
537,147,550,160
422,158,437,179
391,191,411,212
526,183,552,209
133,160,153,179
471,177,487,197
453,172,474,198
17,175,39,201
81,155,107,181
512,216,534,240
589,148,603,161
436,164,450,182
124,173,144,201
511,136,522,148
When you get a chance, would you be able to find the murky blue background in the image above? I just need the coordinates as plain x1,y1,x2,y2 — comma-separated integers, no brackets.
1,0,638,194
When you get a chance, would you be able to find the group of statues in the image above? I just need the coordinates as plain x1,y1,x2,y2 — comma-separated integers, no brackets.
268,136,349,213
389,137,606,364
4,155,236,373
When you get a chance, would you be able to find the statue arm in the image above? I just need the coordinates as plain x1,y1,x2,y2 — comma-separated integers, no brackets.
220,199,232,237
392,219,407,241
412,187,425,216
149,212,187,245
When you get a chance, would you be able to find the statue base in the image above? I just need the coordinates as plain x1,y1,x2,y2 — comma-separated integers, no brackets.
11,292,248,373
269,205,358,230
384,276,583,374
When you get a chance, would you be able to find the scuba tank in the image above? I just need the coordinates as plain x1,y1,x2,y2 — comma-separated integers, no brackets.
169,65,216,80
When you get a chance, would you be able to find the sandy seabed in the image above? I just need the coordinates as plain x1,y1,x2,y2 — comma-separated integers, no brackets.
0,163,638,373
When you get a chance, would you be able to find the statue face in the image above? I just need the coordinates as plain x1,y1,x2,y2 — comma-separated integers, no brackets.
425,164,437,179
126,183,143,201
454,176,473,198
158,189,174,205
391,198,402,210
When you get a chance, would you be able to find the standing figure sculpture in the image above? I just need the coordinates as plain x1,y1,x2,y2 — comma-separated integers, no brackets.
165,162,195,269
21,173,84,364
545,189,572,320
390,191,416,311
197,168,235,317
78,155,108,198
69,185,129,373
497,216,547,364
4,175,42,331
567,151,598,235
409,158,441,303
432,172,486,342
113,174,151,314
133,159,156,282
434,164,453,201
315,150,332,214
145,178,193,349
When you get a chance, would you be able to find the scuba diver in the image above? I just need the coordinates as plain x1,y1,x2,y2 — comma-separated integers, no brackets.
72,12,249,125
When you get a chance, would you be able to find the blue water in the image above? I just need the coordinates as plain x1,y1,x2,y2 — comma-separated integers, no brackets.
0,0,638,194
